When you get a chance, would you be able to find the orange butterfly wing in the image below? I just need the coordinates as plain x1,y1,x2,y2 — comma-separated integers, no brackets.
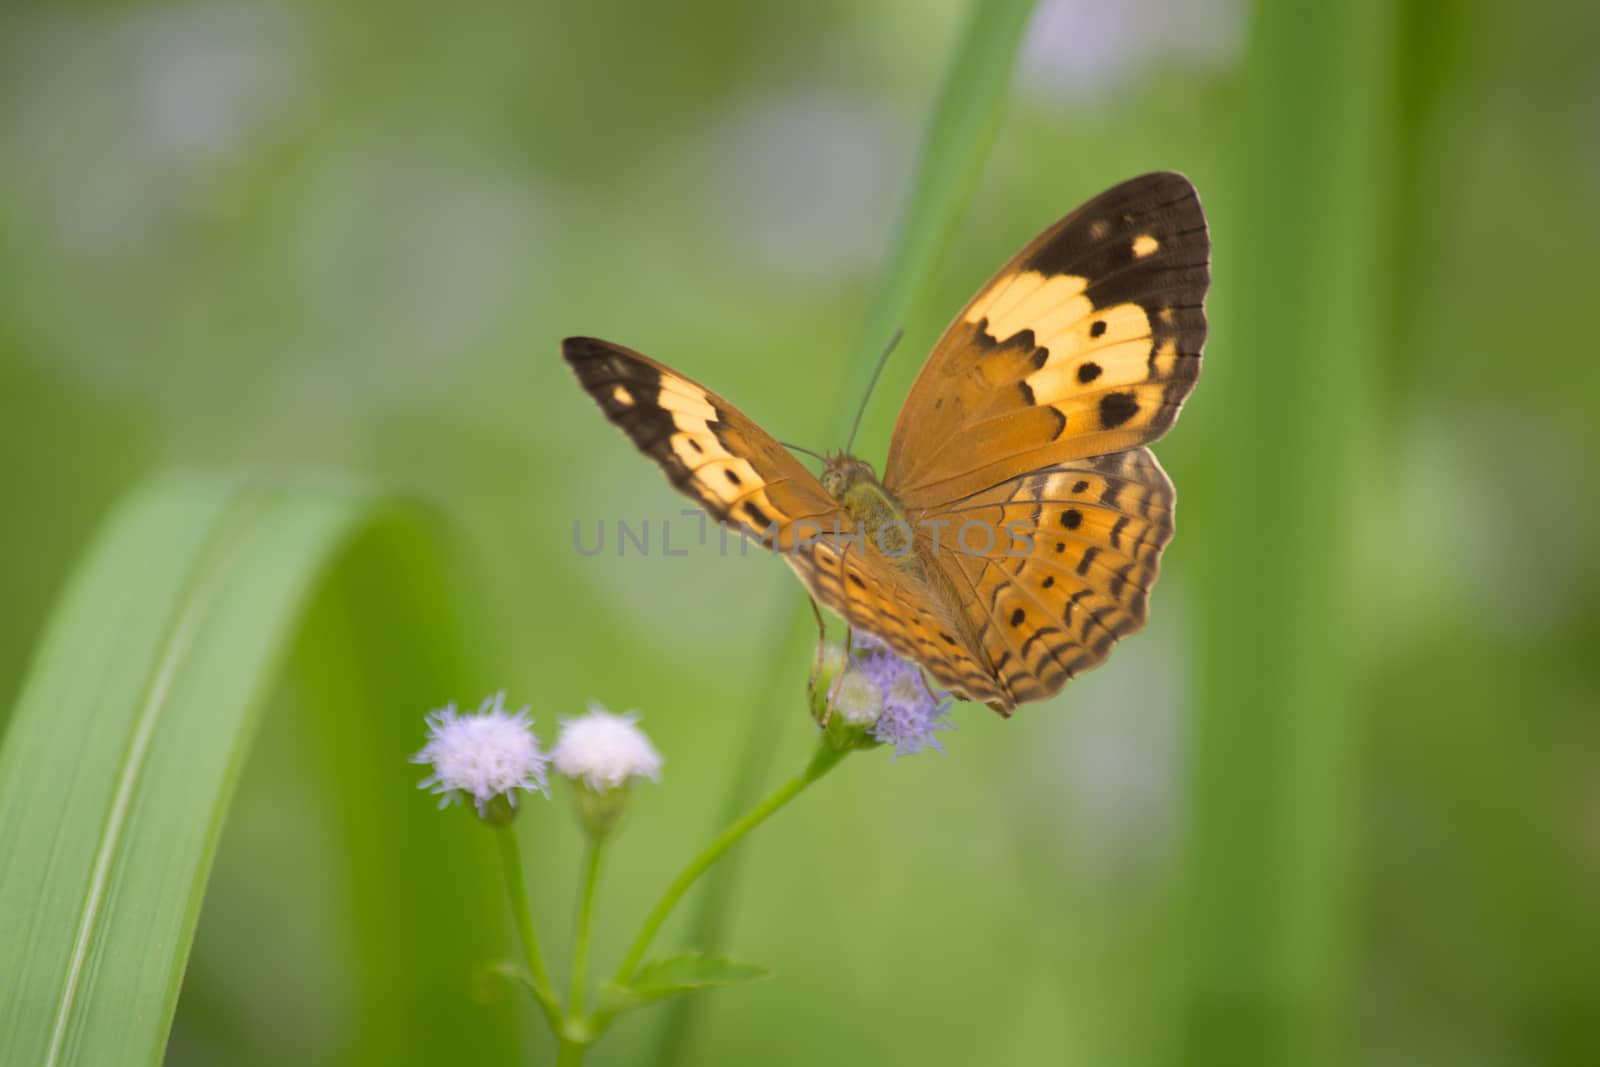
886,171,1208,505
888,172,1210,709
909,448,1177,709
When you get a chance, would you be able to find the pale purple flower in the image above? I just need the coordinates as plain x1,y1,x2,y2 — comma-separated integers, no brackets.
412,692,549,813
551,704,663,791
850,634,955,759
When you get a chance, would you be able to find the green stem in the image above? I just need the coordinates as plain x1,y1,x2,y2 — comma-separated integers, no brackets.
556,1039,587,1067
568,839,605,1018
494,825,562,1030
613,745,847,985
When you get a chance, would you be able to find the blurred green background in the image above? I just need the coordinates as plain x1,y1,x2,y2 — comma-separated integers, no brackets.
2,0,1597,1064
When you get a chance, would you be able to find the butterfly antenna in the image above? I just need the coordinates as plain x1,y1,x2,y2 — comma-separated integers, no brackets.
780,440,828,463
843,327,904,455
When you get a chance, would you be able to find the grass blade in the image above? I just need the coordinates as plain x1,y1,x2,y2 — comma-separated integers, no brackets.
0,476,518,1065
1183,0,1393,1063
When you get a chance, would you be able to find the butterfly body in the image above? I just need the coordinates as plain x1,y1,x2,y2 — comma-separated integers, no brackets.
565,172,1209,714
820,456,913,557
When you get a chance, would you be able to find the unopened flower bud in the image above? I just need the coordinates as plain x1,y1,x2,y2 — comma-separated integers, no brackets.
551,703,662,839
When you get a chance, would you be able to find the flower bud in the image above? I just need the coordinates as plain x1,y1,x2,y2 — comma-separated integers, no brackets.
809,642,884,752
811,635,955,759
551,704,662,839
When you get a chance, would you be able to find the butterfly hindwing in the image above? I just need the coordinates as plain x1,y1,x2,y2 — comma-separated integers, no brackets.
920,448,1175,709
886,172,1208,505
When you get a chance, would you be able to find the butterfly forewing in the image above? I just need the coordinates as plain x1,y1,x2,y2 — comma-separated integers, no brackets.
886,171,1208,505
563,337,843,547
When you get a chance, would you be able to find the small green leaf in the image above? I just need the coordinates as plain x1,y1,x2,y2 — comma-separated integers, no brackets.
601,953,772,1015
474,961,539,1005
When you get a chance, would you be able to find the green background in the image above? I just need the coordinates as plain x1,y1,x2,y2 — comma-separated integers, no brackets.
2,0,1596,1064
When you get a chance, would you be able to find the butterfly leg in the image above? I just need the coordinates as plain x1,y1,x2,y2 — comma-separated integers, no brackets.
806,595,828,698
822,623,853,726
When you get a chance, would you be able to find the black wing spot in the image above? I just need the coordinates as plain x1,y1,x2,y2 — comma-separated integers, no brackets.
1072,479,1090,494
1055,541,1066,554
1089,320,1107,338
1077,362,1102,384
1076,546,1100,577
1099,392,1139,429
1010,608,1026,627
848,573,867,590
686,438,704,455
1042,575,1055,589
724,469,743,487
1109,516,1129,549
743,501,774,527
1061,508,1083,529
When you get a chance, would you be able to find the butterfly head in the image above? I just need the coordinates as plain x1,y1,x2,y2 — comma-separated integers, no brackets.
820,454,876,502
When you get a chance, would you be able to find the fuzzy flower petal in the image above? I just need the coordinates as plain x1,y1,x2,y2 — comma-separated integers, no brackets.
552,704,663,790
411,692,549,813
850,634,955,759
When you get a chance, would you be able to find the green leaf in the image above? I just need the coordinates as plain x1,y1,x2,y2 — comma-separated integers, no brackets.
601,953,772,1016
475,961,540,1005
0,475,519,1065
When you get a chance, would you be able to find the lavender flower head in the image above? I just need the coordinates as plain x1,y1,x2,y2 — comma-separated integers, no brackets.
850,633,955,759
551,703,663,791
412,691,550,814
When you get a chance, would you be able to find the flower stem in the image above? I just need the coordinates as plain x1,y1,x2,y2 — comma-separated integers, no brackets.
568,838,605,1017
612,744,848,985
494,825,562,1029
556,1039,587,1067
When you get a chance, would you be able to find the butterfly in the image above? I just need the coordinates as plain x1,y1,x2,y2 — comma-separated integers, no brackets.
564,172,1209,714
